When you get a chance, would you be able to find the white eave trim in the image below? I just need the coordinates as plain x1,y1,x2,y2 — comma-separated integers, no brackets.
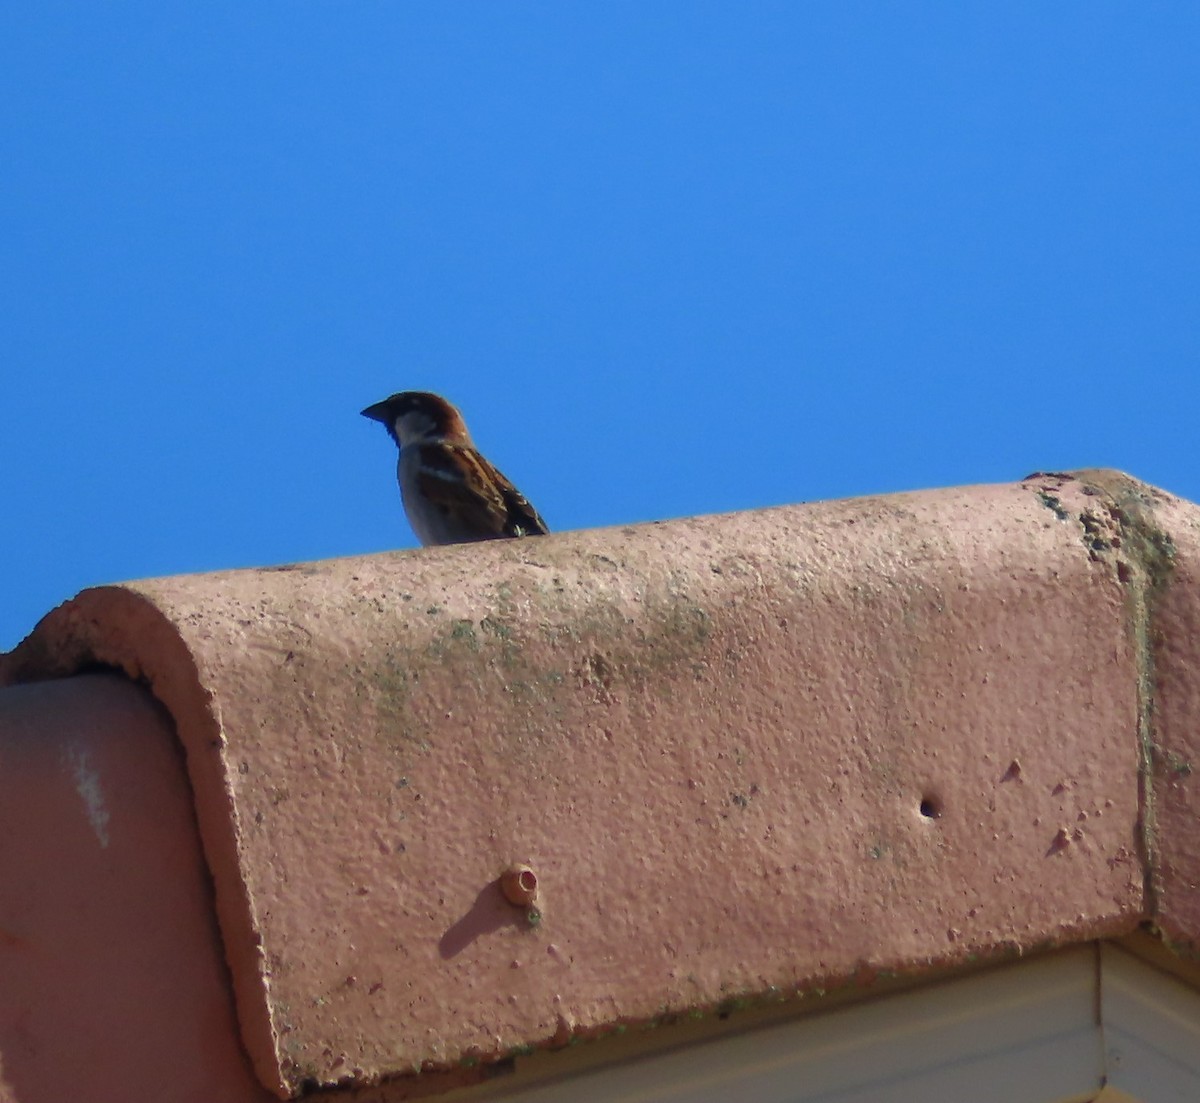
474,943,1200,1103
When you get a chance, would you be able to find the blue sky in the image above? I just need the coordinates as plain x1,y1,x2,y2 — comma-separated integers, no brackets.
3,5,1198,650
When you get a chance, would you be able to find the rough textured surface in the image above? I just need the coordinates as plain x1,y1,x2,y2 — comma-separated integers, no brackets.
1,473,1181,1097
1138,480,1200,951
0,676,272,1103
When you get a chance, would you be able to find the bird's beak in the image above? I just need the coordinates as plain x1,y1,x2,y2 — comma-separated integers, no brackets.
361,401,391,423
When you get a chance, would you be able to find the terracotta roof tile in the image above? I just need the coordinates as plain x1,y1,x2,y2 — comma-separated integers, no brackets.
2,469,1195,1096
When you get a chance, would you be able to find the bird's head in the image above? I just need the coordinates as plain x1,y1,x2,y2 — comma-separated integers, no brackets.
361,391,470,449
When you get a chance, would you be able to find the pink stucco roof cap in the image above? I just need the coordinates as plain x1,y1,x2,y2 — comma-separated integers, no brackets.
2,469,1196,1097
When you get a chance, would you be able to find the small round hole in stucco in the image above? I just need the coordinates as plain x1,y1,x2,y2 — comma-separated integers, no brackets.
919,796,941,819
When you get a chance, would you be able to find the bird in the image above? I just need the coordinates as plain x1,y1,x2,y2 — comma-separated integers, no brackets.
361,391,549,547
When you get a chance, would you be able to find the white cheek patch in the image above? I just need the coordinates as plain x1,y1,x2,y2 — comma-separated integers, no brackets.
395,411,433,446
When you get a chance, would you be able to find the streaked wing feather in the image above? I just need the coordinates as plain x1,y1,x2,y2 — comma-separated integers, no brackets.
414,444,548,540
489,462,550,536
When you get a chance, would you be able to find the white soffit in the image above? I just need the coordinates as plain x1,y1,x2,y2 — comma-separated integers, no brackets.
475,944,1200,1103
1102,944,1200,1102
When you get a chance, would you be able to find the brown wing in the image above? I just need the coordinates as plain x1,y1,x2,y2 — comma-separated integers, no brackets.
487,458,550,537
414,444,548,540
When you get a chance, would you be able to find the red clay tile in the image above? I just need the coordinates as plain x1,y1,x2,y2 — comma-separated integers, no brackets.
2,474,1174,1095
0,675,272,1103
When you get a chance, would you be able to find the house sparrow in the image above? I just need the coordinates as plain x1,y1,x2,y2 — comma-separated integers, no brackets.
361,391,549,546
